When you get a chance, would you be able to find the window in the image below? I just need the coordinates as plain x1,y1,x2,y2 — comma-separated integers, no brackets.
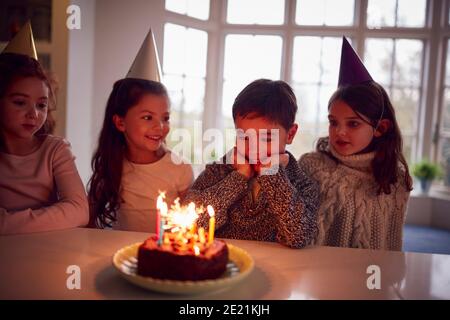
438,40,450,186
163,0,443,172
0,0,52,69
365,38,424,162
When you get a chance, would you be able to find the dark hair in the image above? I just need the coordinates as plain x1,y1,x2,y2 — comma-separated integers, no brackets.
325,81,413,195
88,78,169,228
232,79,297,130
0,53,56,148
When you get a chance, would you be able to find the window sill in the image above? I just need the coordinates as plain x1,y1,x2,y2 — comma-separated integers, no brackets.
411,183,450,201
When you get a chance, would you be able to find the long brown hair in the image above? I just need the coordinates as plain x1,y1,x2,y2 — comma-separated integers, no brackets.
325,81,413,195
0,53,56,149
87,78,169,228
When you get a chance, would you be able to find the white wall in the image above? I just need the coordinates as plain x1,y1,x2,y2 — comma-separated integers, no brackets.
66,0,96,186
406,193,450,231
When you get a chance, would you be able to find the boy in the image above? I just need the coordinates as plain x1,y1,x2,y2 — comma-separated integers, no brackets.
184,79,318,248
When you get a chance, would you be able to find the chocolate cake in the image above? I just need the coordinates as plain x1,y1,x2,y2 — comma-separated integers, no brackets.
137,235,229,281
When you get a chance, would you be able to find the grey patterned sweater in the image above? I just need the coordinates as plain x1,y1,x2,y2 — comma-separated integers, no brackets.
183,152,319,248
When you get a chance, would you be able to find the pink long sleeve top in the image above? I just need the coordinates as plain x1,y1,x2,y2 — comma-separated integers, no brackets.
0,135,89,235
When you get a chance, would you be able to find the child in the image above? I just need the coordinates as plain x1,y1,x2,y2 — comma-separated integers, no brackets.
184,79,319,248
0,23,88,234
88,30,193,232
298,37,413,251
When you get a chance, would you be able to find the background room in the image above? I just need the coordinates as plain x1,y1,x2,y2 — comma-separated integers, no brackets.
1,0,450,253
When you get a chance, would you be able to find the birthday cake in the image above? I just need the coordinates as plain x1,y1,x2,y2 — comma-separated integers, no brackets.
136,195,228,281
137,234,229,281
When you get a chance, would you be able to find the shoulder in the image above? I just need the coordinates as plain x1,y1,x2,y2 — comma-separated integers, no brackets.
195,160,234,182
163,149,193,172
298,151,336,174
40,134,71,151
38,135,74,160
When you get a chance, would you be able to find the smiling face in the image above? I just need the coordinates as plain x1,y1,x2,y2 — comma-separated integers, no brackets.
235,113,297,163
0,76,49,141
113,93,170,163
328,99,375,156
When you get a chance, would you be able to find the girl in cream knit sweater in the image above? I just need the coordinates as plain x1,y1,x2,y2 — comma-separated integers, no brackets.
299,81,413,251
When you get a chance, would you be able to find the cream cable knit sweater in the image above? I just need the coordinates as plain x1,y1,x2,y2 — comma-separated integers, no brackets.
298,138,410,251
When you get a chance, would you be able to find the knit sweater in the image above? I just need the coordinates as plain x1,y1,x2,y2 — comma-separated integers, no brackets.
298,138,410,251
183,151,319,248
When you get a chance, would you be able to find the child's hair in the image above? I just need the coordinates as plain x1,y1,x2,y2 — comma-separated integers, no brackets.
232,79,297,131
322,81,413,195
88,78,169,228
0,53,56,147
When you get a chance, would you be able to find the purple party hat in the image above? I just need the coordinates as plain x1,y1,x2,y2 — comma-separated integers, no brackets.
338,37,373,87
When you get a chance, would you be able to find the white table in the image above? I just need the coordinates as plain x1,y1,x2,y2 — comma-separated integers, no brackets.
0,228,449,299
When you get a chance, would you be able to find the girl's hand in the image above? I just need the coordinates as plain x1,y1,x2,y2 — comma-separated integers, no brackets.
230,147,254,180
253,153,289,176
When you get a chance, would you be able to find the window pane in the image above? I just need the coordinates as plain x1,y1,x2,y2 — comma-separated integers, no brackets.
367,0,396,27
397,0,426,27
318,85,335,130
321,38,344,84
292,36,342,85
296,0,354,26
402,134,414,164
165,0,210,20
292,37,322,83
394,39,423,87
439,138,450,186
222,34,282,116
163,74,184,109
185,28,208,77
443,89,450,131
367,0,426,28
446,40,450,85
163,24,186,74
365,38,394,85
163,23,207,77
183,77,205,114
294,84,320,124
227,0,285,25
392,88,420,133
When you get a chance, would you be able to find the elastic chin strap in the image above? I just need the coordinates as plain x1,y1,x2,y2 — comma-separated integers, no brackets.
372,100,385,136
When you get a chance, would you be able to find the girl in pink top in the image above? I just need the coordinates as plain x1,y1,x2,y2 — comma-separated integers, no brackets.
0,53,89,234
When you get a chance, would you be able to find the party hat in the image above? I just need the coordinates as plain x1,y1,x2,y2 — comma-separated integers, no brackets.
338,37,373,87
2,21,38,60
126,28,162,81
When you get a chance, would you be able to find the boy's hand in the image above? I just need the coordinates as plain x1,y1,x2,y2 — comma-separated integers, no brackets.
253,153,289,176
230,147,254,180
